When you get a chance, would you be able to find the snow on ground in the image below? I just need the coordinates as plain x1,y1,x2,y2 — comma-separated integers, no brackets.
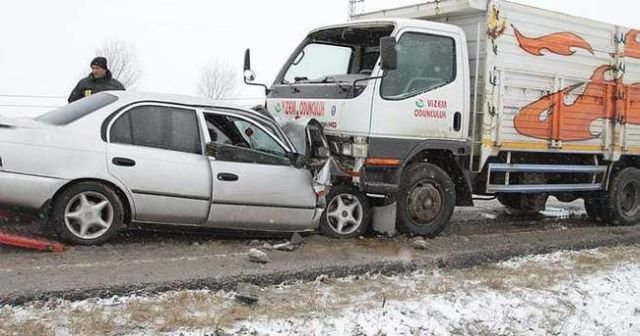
1,246,640,336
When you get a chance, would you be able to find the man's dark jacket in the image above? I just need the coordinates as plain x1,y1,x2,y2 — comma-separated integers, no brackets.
68,70,125,103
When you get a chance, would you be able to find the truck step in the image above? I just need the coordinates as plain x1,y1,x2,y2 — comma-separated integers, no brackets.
488,164,608,174
487,163,607,193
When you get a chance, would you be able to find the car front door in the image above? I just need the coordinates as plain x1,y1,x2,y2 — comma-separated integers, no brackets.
202,110,317,231
106,103,212,224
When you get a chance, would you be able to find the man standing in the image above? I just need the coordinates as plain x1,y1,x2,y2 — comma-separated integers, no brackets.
68,57,125,103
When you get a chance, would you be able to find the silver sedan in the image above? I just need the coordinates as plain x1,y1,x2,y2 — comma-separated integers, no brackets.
0,92,330,245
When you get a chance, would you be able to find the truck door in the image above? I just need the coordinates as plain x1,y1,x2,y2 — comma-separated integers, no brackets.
370,28,467,142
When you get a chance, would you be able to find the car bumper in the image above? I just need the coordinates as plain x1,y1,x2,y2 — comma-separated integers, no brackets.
0,171,67,209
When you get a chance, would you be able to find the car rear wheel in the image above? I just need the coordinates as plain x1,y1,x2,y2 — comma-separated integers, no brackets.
320,185,371,238
50,182,124,245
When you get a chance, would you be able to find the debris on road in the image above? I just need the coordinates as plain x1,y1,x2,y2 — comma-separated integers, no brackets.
273,242,296,252
235,282,260,305
248,248,270,264
412,237,429,250
290,232,304,245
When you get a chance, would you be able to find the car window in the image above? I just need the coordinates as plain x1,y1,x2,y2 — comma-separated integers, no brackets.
204,113,289,165
381,32,456,99
36,93,118,125
110,105,202,155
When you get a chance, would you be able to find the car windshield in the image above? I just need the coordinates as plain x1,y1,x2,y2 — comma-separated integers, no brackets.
36,93,118,125
280,24,395,84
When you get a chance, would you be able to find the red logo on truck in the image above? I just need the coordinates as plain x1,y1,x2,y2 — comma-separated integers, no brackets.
279,101,326,118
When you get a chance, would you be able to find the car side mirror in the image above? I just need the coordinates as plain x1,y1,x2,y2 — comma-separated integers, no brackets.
205,142,218,157
380,36,398,71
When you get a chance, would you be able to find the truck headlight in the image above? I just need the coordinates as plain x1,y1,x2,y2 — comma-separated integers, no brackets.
341,143,353,156
352,143,368,158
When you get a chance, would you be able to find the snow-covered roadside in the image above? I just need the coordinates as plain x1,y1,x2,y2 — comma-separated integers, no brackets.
1,246,640,336
228,255,640,335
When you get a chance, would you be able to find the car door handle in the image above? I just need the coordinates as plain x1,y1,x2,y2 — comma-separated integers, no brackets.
217,173,239,182
112,157,136,167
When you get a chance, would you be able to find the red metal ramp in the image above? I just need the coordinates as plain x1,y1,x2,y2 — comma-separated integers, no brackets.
0,210,66,252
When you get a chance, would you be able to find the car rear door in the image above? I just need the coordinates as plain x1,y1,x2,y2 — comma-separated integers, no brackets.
106,103,212,224
202,110,317,231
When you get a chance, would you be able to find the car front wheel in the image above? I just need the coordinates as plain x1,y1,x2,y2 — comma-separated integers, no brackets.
50,182,124,245
320,185,371,238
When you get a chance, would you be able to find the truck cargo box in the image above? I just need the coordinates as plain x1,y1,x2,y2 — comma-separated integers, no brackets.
354,0,640,171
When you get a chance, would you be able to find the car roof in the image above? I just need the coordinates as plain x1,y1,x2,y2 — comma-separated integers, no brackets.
105,91,272,122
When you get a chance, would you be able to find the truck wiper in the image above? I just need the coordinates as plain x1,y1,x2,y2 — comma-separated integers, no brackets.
319,76,349,93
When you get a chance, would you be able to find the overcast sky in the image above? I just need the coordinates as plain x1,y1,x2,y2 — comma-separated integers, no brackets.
0,0,638,115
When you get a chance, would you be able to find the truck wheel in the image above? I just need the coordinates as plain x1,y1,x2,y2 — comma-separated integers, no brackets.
50,182,124,245
603,167,640,226
397,163,455,237
497,194,548,213
320,185,371,238
584,196,606,222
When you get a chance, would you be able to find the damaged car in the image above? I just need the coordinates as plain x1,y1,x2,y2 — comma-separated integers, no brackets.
0,91,333,245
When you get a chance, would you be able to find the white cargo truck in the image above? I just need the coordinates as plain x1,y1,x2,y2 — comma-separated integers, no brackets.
243,0,640,238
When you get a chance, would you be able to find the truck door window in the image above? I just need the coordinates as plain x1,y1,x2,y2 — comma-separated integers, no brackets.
283,43,353,83
381,33,456,100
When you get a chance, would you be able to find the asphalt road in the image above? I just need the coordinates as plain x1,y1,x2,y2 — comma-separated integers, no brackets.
2,199,640,305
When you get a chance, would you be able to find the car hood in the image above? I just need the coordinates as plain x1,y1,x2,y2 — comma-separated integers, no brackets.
278,117,338,194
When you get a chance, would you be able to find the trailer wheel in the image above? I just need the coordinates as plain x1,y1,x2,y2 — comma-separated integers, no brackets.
497,194,548,213
584,196,607,223
604,167,640,226
320,185,371,238
397,163,455,237
50,182,124,245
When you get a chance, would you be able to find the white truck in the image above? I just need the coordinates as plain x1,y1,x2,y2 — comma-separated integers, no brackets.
243,0,640,238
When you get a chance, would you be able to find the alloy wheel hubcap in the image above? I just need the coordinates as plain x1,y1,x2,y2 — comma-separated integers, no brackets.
64,191,114,240
326,193,363,235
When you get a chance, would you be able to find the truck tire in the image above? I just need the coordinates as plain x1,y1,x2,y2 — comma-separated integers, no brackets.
497,194,548,213
584,196,607,222
320,185,371,238
397,163,455,237
603,167,640,226
50,182,124,245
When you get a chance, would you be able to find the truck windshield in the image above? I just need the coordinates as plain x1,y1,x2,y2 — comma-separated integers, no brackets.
279,24,395,84
284,43,353,83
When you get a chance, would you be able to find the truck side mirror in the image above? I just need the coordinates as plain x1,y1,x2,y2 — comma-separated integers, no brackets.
243,49,256,82
380,36,398,71
244,49,251,71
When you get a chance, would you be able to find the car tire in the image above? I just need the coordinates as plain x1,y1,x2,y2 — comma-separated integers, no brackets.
602,167,640,226
50,182,124,245
397,163,455,238
320,185,371,238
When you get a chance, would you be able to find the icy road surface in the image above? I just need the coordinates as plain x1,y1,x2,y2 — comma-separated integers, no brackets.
1,245,639,335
